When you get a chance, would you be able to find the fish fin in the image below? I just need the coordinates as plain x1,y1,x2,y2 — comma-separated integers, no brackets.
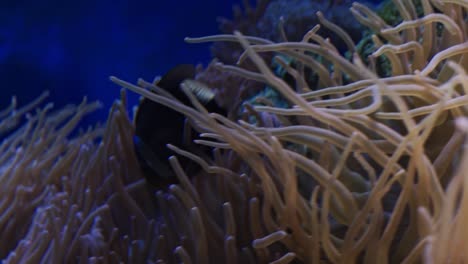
133,135,174,181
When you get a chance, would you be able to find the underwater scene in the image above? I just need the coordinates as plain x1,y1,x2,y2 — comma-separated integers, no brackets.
1,0,467,263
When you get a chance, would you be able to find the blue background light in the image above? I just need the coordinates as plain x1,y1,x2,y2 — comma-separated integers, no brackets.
0,1,232,125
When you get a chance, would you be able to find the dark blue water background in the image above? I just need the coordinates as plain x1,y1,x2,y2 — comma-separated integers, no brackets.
0,0,232,126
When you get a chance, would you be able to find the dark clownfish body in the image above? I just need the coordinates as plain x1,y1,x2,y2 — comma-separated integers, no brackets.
134,64,225,189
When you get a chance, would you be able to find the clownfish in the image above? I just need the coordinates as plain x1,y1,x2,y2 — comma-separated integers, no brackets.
133,64,225,189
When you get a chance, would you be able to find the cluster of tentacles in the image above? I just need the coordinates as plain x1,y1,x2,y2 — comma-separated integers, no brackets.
1,0,468,263
114,0,468,262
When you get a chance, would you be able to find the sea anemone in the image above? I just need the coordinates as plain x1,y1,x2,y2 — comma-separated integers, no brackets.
113,0,468,262
0,91,159,263
2,0,468,263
